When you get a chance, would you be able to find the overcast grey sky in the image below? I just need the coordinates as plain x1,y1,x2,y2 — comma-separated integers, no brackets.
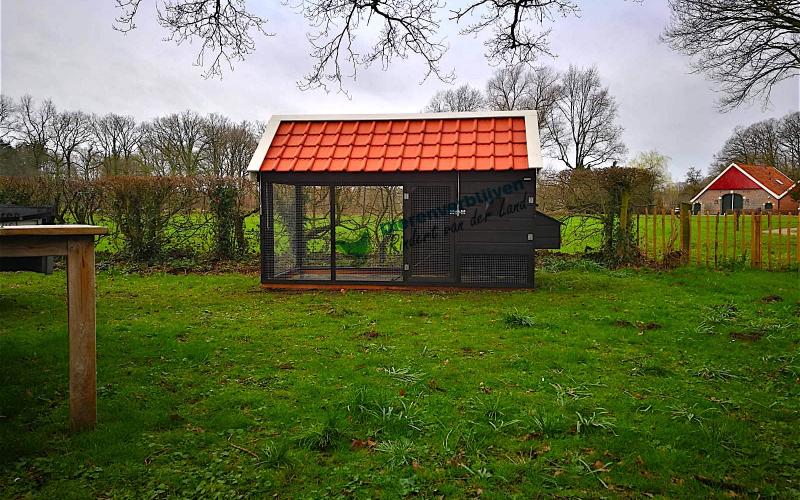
2,0,798,180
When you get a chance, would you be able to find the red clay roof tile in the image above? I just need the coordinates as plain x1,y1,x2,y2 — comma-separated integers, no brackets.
736,164,796,196
422,133,439,145
260,116,532,172
308,122,325,134
477,131,493,144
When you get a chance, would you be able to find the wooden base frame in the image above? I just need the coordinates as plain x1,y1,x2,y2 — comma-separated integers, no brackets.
260,282,529,291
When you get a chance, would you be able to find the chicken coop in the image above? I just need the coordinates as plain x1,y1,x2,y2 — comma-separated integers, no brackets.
247,111,561,289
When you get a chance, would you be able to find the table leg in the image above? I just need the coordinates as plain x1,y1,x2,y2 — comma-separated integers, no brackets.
67,236,96,431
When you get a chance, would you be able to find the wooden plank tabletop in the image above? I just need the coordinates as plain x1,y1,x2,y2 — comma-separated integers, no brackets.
0,225,108,237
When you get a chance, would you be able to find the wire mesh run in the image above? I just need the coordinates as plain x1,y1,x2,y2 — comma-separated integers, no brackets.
335,186,403,282
271,184,331,280
460,254,530,285
262,178,537,288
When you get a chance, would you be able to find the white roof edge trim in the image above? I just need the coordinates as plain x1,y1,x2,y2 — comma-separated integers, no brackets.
268,110,539,121
247,110,543,172
689,162,785,203
247,116,282,172
523,111,542,170
780,182,797,199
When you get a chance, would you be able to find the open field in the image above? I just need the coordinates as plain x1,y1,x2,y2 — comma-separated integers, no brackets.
1,267,799,497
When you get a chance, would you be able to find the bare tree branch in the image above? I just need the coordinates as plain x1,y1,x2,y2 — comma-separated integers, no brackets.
663,0,800,110
298,0,452,92
115,0,272,78
451,0,580,66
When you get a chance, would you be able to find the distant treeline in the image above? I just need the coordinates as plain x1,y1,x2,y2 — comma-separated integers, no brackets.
0,95,262,179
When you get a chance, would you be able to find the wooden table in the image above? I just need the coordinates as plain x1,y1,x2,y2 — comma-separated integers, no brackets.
0,225,107,431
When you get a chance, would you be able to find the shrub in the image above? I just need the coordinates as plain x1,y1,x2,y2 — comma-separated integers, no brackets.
100,176,199,262
62,179,103,224
199,176,258,260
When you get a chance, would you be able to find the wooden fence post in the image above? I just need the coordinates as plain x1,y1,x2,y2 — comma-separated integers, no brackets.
777,212,783,270
732,211,738,264
705,210,710,268
652,207,657,261
741,210,746,258
643,206,649,258
752,213,762,269
680,202,691,263
714,214,720,269
722,213,728,265
796,212,800,268
766,212,772,270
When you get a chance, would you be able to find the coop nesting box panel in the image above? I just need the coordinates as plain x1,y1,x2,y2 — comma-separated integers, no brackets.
0,204,55,274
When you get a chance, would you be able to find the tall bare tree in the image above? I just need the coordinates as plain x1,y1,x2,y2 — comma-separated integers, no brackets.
13,96,57,175
0,95,15,142
546,66,626,170
196,114,258,177
713,112,800,179
778,112,800,179
424,84,485,112
485,64,559,149
142,111,207,175
202,113,232,177
74,141,103,180
51,110,93,178
221,121,259,177
663,0,800,109
92,113,143,176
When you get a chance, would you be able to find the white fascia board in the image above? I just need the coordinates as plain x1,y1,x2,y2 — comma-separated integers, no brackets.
246,116,282,172
522,111,543,169
777,182,797,199
267,110,539,122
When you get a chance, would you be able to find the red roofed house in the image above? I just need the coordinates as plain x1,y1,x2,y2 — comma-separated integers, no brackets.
247,111,561,289
690,163,798,215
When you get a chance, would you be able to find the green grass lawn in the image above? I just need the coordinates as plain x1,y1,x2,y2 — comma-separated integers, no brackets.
1,267,799,498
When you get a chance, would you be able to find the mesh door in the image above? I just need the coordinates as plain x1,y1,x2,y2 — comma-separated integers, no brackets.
335,186,403,281
408,185,452,280
271,184,331,280
272,184,297,277
299,186,331,279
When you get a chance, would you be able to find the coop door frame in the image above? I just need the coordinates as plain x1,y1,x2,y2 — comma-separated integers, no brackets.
403,180,458,283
